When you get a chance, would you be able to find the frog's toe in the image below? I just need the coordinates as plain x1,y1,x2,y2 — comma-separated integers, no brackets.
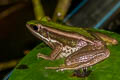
37,53,43,59
45,66,65,72
56,68,65,72
37,53,48,59
45,66,59,69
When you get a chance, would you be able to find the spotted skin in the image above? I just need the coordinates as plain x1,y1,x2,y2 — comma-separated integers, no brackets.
59,40,87,58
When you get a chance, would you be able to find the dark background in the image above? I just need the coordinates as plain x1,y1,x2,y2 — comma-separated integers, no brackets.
0,0,120,79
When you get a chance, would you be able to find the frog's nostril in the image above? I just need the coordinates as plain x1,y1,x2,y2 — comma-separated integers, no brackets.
32,25,38,31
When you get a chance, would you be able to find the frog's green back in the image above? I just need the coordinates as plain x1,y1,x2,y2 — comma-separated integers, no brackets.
27,20,95,39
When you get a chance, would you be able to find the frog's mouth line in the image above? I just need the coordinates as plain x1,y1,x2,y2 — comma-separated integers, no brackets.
26,24,49,42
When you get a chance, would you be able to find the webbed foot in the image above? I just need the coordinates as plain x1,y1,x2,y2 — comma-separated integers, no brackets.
73,68,92,78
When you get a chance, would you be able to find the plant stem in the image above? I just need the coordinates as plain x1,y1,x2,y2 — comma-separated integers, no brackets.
32,0,45,20
0,60,19,71
52,0,72,22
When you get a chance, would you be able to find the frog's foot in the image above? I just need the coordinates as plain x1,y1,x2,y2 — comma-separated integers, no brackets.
37,53,51,60
46,65,92,77
37,53,45,59
45,64,79,71
45,67,64,71
45,64,67,71
73,68,92,78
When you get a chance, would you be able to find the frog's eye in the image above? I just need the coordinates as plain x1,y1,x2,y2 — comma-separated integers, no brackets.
32,25,38,31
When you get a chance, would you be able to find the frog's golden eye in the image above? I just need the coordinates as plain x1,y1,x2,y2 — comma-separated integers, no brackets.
32,25,38,31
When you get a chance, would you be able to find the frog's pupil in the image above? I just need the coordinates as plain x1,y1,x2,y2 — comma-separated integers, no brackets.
33,25,38,31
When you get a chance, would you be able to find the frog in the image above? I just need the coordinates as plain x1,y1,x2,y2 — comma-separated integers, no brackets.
26,17,118,77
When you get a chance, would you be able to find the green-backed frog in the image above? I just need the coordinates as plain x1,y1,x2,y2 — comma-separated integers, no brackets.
26,17,118,73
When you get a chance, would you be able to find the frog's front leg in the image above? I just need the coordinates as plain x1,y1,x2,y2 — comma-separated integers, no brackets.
37,42,63,60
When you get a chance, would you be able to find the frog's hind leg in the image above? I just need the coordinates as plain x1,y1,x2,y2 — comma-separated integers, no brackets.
45,48,110,72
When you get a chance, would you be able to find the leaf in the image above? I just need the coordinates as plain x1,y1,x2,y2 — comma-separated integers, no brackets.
9,29,120,80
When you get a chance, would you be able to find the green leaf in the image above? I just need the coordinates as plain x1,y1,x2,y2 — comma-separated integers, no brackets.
9,29,120,80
